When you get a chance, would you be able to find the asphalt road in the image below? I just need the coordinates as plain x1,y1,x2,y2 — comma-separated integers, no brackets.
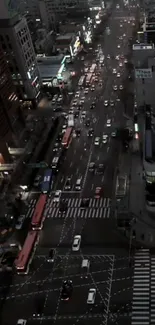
1,2,139,325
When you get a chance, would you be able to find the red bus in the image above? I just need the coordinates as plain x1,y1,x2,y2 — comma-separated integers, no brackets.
62,127,73,148
31,194,47,230
14,231,38,274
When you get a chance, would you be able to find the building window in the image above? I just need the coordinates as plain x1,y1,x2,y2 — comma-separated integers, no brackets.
2,43,6,50
6,35,10,41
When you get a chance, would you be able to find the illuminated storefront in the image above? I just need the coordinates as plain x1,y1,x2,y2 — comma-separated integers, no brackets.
70,36,81,57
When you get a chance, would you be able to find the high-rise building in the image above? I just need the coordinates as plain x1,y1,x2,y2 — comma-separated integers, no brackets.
0,0,42,106
39,0,89,30
0,47,21,163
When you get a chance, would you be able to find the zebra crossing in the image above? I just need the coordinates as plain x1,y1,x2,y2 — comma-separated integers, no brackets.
151,255,155,324
132,249,150,325
46,207,111,219
45,198,111,219
47,197,111,209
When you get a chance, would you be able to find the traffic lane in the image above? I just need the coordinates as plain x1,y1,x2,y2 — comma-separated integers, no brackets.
54,135,89,191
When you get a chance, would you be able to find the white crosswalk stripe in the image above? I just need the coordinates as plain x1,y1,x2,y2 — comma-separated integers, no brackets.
151,256,155,324
46,207,111,219
51,198,111,209
132,249,150,325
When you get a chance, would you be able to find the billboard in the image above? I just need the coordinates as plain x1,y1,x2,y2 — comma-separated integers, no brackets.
135,68,152,79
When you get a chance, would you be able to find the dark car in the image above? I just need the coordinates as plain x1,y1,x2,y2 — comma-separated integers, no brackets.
47,249,55,262
87,128,94,137
80,198,90,209
74,111,79,118
76,128,81,137
85,118,90,127
90,102,96,109
96,164,105,174
61,280,73,301
57,133,63,142
59,200,68,213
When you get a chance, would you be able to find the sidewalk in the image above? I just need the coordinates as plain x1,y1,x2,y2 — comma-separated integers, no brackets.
128,151,155,247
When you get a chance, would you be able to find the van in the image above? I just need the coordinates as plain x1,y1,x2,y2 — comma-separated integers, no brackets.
75,178,82,191
87,288,96,304
81,259,90,278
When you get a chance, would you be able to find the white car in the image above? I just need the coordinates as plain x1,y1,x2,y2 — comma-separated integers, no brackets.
110,100,114,106
72,100,77,106
117,73,121,78
94,137,100,145
72,235,81,251
84,88,89,94
119,62,123,67
62,124,67,130
81,56,84,61
120,24,123,28
112,68,117,74
113,85,118,91
104,100,108,106
102,135,108,144
87,288,96,304
80,97,85,103
107,54,110,59
111,132,116,137
124,59,128,63
106,119,111,127
17,320,27,325
81,111,86,118
75,92,80,98
119,85,123,90
116,55,119,60
117,44,121,49
53,190,61,202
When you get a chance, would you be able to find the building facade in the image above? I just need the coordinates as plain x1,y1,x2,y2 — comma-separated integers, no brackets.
39,0,89,30
133,43,155,109
0,47,21,163
0,1,42,106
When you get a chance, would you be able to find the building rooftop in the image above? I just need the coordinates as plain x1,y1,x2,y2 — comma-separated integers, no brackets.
56,33,75,41
37,54,64,64
38,64,60,79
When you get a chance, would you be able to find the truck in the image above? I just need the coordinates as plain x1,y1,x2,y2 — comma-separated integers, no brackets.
68,114,74,127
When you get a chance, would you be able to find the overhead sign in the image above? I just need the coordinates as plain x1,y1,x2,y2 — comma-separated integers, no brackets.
135,68,152,78
27,162,48,168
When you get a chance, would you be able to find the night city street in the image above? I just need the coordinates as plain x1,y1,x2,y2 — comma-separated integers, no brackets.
1,0,154,325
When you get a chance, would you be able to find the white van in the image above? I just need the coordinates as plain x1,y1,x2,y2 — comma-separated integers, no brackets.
75,178,82,190
81,259,90,278
87,288,96,304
